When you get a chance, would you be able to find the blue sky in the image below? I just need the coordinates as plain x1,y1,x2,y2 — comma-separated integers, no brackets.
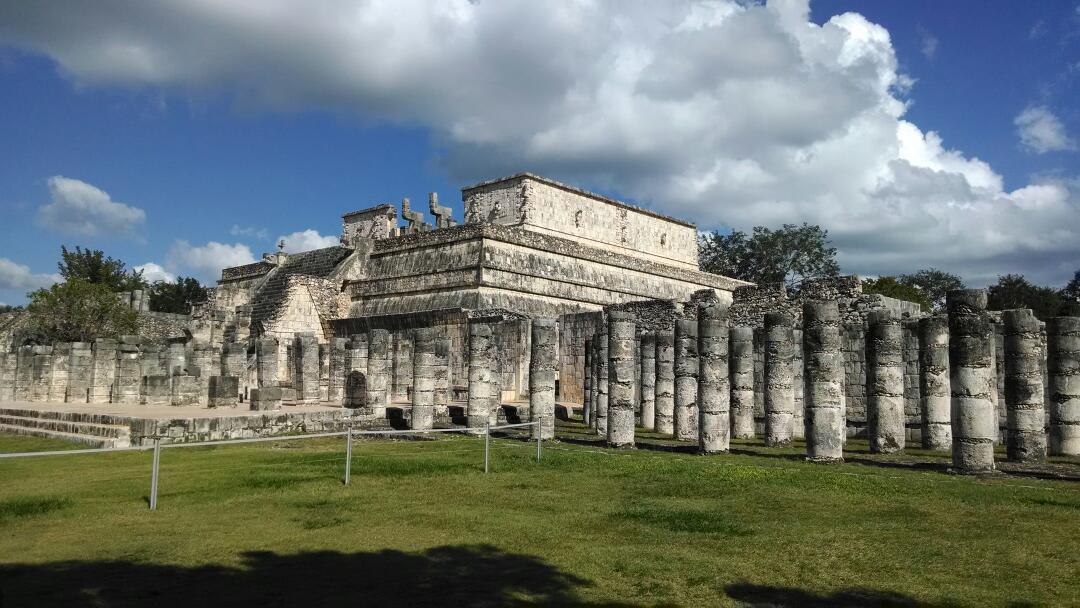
1,0,1078,306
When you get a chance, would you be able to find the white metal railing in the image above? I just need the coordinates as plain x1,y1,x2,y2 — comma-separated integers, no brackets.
1,419,545,510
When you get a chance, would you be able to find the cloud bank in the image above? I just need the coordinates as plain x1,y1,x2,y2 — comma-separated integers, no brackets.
36,176,146,238
0,258,61,292
2,0,1077,284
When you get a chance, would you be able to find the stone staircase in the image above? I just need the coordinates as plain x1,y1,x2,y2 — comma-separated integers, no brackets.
0,407,132,448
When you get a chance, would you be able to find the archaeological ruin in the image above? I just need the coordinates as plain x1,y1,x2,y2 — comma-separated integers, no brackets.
1,172,1077,472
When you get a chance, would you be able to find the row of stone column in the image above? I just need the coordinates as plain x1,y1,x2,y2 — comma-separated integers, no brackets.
579,291,1079,468
0,337,241,407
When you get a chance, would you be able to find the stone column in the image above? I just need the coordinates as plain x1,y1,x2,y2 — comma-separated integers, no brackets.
803,301,844,462
639,332,656,431
867,310,905,454
327,337,348,405
208,376,240,408
607,312,636,448
13,346,33,402
654,329,676,434
587,336,596,427
392,332,413,402
673,319,699,441
530,318,557,440
435,337,452,415
919,316,952,450
88,339,117,403
48,344,70,403
948,289,996,474
1003,309,1046,463
221,343,247,380
113,339,141,404
30,345,53,402
595,325,609,436
256,338,278,387
792,329,805,439
467,323,492,432
191,341,215,406
410,328,435,430
294,333,320,404
730,327,755,439
764,312,795,447
140,343,164,378
485,333,502,422
1047,316,1080,456
0,352,16,401
366,329,391,417
698,302,730,454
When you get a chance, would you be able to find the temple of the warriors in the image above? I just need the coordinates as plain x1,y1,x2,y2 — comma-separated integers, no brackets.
0,172,1076,470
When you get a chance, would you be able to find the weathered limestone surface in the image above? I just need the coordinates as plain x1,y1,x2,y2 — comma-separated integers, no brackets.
209,376,240,408
366,329,390,417
948,289,996,474
88,339,116,403
639,333,656,431
327,337,348,404
919,316,952,450
142,376,171,406
673,319,699,441
30,345,53,402
171,374,200,406
392,333,413,402
435,337,452,414
65,342,92,403
250,386,282,411
411,328,435,430
595,326,610,435
191,341,215,406
902,320,922,442
530,318,557,439
607,312,636,447
48,344,69,403
467,323,492,432
294,333,320,404
729,327,755,439
654,330,675,434
764,312,795,446
792,329,805,439
113,339,141,404
583,339,593,426
256,338,278,387
1003,309,1046,463
697,302,730,453
0,352,16,401
221,343,246,380
867,311,905,454
1047,316,1080,456
803,301,844,462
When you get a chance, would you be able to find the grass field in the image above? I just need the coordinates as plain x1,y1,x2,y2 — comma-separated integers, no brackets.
0,422,1078,607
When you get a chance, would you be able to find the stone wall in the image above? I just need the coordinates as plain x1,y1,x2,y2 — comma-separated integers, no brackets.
462,173,699,269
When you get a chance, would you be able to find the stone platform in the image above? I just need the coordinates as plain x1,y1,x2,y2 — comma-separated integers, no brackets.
0,401,369,448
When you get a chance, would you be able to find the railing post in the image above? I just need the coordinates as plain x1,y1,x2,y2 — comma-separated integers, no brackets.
149,438,161,511
484,422,490,473
344,427,353,486
536,419,542,462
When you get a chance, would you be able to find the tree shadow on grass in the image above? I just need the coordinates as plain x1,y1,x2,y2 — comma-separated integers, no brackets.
0,544,643,608
724,582,969,608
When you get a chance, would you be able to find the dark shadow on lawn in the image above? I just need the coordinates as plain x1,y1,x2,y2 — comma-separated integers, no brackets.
725,582,967,608
0,544,642,608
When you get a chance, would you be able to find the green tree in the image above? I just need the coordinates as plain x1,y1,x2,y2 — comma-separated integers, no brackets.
699,223,840,287
24,279,139,343
149,276,209,314
0,304,22,314
862,276,932,311
58,245,146,292
986,274,1068,321
1062,270,1080,304
897,268,966,312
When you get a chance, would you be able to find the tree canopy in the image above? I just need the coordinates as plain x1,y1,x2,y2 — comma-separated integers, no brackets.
58,245,147,292
24,279,139,343
149,276,209,315
897,268,965,312
699,223,840,287
861,276,932,311
987,274,1080,320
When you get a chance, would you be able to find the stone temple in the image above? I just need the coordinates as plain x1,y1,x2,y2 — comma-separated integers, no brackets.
2,172,1076,470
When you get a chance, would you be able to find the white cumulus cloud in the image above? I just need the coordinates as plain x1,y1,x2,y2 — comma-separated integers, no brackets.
0,258,62,291
166,240,255,283
277,229,341,253
35,176,146,237
134,262,176,283
1015,105,1076,154
2,0,1078,284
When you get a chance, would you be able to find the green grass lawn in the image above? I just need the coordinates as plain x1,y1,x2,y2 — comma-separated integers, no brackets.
0,423,1078,607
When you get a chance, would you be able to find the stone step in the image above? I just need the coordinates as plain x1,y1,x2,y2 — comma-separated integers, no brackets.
0,423,128,449
0,407,128,427
0,414,132,440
